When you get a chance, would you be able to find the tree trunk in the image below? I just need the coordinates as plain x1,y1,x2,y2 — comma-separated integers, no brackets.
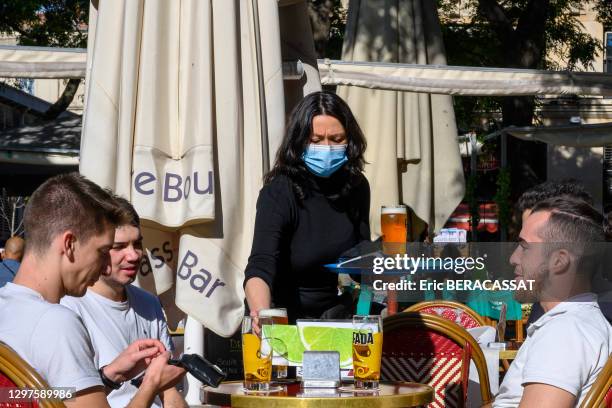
501,35,548,197
501,95,547,199
478,0,550,198
43,78,81,120
307,0,335,58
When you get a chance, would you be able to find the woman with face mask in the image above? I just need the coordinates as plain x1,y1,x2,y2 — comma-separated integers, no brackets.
244,92,370,322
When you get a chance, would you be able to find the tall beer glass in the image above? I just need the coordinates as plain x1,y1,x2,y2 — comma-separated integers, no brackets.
242,316,273,391
352,315,383,390
381,205,407,314
381,205,407,254
258,308,288,379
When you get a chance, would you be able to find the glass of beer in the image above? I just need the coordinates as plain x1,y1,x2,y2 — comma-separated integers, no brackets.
258,308,288,379
352,315,383,390
381,205,407,254
242,316,273,391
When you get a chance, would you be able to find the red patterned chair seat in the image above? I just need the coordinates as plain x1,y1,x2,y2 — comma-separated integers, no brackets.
0,342,60,408
417,306,483,329
382,325,470,408
404,301,487,330
0,371,37,408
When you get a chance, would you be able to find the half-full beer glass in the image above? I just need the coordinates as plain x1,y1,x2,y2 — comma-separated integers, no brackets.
258,308,288,379
381,205,407,254
242,316,273,391
352,315,383,390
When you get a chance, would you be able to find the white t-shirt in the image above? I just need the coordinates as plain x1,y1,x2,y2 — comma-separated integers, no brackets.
0,283,102,392
62,285,174,408
494,293,612,407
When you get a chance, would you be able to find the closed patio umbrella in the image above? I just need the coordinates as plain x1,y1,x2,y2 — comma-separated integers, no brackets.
80,0,286,339
337,0,465,238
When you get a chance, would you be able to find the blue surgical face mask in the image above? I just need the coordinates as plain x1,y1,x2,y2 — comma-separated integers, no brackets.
302,144,348,178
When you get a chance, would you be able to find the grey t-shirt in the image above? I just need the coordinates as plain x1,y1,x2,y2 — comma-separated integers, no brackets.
62,285,174,408
0,283,102,391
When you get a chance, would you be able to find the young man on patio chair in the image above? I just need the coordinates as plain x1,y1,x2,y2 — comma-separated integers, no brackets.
516,179,612,325
62,197,188,408
0,173,185,408
492,196,612,408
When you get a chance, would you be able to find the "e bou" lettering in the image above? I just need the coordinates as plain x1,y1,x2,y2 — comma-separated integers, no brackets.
134,171,214,202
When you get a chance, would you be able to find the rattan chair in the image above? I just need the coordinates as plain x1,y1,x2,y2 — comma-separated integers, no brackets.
404,300,487,329
0,341,65,408
405,300,523,372
382,311,493,408
579,354,612,408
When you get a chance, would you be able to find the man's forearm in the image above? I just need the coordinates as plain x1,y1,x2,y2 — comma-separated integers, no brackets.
160,387,189,408
100,365,126,395
126,381,157,408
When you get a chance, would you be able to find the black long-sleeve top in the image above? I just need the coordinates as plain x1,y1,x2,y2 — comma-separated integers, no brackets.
244,170,370,322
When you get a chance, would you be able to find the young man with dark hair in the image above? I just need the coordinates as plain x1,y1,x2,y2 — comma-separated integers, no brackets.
493,196,612,408
0,173,184,408
516,179,593,223
62,196,188,408
515,180,602,325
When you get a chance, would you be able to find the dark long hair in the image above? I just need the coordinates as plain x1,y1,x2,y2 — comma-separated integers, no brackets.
264,92,367,200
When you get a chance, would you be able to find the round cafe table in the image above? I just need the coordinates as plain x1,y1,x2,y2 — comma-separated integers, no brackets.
201,380,433,407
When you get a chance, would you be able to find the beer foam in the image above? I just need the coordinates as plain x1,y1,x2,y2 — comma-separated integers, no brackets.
381,206,407,215
258,308,287,318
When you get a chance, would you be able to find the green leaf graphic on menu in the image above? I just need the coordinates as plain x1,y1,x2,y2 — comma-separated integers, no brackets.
263,325,355,367
300,326,354,367
263,325,305,363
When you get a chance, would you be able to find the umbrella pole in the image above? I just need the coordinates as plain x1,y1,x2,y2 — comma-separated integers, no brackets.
252,0,270,174
184,3,268,403
183,316,204,404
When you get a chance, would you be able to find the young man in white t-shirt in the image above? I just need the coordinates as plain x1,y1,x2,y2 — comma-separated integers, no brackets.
0,173,185,408
62,197,188,408
492,196,612,408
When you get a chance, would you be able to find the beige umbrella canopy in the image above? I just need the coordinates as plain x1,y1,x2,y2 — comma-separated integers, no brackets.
337,0,465,237
80,0,286,337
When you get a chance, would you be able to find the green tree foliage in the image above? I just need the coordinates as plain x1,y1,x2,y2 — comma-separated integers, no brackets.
439,0,607,71
0,0,89,119
493,167,511,230
438,0,611,129
0,0,88,47
594,0,612,27
437,0,612,196
308,0,347,59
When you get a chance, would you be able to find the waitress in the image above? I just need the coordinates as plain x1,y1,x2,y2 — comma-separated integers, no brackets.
244,91,370,322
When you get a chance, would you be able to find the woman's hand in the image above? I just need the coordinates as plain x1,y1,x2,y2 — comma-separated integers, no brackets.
249,309,261,335
245,278,273,336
